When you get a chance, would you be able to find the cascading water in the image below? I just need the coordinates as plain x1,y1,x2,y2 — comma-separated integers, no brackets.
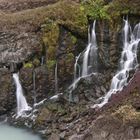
93,19,140,108
68,53,81,92
82,20,97,76
41,56,44,65
13,73,31,117
74,53,81,81
69,21,97,91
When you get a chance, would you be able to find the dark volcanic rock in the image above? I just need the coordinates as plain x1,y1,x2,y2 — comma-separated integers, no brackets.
0,68,15,115
0,31,41,66
66,71,113,103
20,65,47,104
0,1,140,140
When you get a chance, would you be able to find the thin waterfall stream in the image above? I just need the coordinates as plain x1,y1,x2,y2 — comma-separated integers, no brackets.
68,20,98,92
74,53,81,81
82,20,97,76
93,19,140,108
13,73,31,117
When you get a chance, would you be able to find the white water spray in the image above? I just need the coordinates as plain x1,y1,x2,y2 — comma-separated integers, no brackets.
74,53,81,81
69,21,97,92
82,20,97,76
93,20,140,108
13,73,31,117
41,56,44,65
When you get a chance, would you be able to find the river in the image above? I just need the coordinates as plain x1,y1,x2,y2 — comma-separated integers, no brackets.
0,124,42,140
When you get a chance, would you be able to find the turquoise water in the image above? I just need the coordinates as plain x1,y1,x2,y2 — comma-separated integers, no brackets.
0,124,42,140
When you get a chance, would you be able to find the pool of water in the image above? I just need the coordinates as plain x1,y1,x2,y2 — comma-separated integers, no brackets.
0,124,42,140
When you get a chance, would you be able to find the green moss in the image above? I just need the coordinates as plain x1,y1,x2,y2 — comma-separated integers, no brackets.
23,62,33,68
41,1,86,72
41,1,88,42
42,22,59,68
108,0,140,16
80,0,140,30
66,53,74,63
112,105,140,124
23,58,40,68
71,35,77,44
81,0,110,20
33,58,40,67
36,108,51,125
52,1,88,36
82,0,140,20
47,60,56,70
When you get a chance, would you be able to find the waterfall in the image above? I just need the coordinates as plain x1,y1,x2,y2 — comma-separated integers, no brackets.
55,62,58,93
82,20,97,76
93,20,140,108
74,53,81,81
13,73,31,117
41,56,44,65
68,20,97,93
69,53,81,91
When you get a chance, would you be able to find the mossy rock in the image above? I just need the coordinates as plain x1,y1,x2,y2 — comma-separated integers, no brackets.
47,60,56,70
32,58,40,67
36,107,52,125
23,62,33,68
112,104,140,124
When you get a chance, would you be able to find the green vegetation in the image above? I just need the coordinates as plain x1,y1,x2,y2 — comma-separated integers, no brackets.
42,22,59,60
40,1,88,73
108,0,140,16
16,0,139,76
71,35,77,45
81,0,110,20
23,62,33,68
113,104,140,123
81,0,140,21
66,53,74,63
47,60,56,70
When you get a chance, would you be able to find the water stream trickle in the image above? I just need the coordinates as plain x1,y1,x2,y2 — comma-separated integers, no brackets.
41,56,44,65
74,53,81,81
93,19,140,108
82,20,97,76
13,73,31,117
68,21,98,92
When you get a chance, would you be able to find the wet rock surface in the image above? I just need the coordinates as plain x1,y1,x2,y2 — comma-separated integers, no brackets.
20,65,48,104
0,0,139,140
0,68,15,115
31,69,140,140
0,31,41,66
65,72,113,103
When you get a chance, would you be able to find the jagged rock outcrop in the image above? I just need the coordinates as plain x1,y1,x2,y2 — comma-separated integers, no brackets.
68,70,140,140
0,0,139,140
0,68,15,115
0,31,41,66
0,0,88,115
20,65,48,104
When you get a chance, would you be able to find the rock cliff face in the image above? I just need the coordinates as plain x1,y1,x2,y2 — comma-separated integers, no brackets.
0,0,140,140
